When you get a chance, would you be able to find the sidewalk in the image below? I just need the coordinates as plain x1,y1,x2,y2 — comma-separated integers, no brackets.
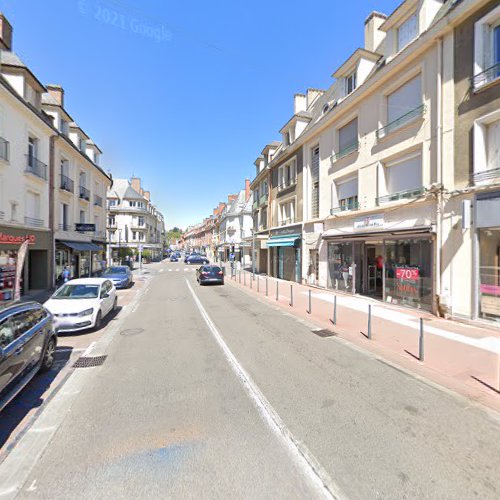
225,268,500,412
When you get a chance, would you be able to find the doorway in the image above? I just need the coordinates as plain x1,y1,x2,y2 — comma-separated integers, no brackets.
363,242,384,299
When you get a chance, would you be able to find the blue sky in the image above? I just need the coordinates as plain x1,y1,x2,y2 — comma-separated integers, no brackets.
3,0,401,229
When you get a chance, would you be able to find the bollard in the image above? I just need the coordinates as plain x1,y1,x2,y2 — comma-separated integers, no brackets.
367,304,372,339
419,317,424,361
239,271,241,284
276,281,279,301
257,276,260,292
307,289,312,314
266,277,268,297
331,295,337,325
244,272,246,286
290,285,293,307
250,274,252,289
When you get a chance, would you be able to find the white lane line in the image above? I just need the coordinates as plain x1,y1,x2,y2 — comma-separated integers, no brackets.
159,269,164,273
184,267,188,271
185,278,344,500
176,269,180,272
168,269,172,272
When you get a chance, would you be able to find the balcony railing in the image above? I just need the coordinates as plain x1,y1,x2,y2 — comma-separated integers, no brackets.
24,216,44,227
472,62,500,91
279,218,295,226
94,194,103,207
58,223,70,231
107,220,117,228
0,211,4,220
252,200,259,210
471,167,500,184
25,155,47,180
331,140,359,163
376,104,425,140
0,137,9,161
60,174,74,193
94,230,106,239
377,187,424,205
330,201,360,215
258,224,267,231
79,185,90,201
259,194,268,206
278,178,297,191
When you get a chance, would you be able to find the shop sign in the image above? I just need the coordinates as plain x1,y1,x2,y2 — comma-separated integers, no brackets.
0,232,36,245
395,267,420,282
395,266,420,298
271,224,301,237
75,223,96,232
353,215,384,231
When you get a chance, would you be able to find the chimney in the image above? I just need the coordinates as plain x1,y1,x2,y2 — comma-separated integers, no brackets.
364,11,387,53
130,177,141,193
46,84,64,107
293,94,307,114
245,178,251,202
306,88,325,108
228,194,237,204
143,190,150,201
0,13,13,51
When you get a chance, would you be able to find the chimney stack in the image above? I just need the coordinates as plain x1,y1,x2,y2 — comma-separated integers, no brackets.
306,88,325,108
0,13,13,51
130,177,141,193
143,190,151,201
245,178,251,202
46,84,64,107
293,94,307,114
364,11,387,53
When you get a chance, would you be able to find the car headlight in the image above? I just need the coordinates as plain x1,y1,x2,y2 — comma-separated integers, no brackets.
78,308,94,317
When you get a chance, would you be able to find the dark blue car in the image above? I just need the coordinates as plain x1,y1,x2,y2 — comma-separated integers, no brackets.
102,266,133,289
185,254,209,265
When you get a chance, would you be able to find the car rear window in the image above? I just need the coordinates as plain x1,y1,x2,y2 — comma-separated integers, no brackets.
103,267,128,274
202,266,221,272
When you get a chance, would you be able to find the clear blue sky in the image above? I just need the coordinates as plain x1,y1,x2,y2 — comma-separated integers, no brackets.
3,0,401,229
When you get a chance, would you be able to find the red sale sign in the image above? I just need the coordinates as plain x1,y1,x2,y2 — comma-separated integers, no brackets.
396,267,420,282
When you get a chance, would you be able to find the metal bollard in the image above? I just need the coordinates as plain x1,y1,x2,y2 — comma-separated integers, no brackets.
257,276,260,292
250,274,252,289
276,281,279,301
244,272,246,286
419,317,424,361
266,277,268,297
307,289,312,314
367,304,372,339
290,285,293,307
331,295,337,325
239,271,241,284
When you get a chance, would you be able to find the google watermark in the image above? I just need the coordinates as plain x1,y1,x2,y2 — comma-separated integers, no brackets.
77,0,172,43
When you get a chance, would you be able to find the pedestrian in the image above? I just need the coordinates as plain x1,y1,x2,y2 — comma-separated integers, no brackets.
62,266,71,283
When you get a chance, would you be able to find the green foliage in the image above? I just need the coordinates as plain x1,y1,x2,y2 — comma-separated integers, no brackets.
118,247,134,259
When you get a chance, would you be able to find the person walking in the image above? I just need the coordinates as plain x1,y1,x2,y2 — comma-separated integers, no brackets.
62,266,71,283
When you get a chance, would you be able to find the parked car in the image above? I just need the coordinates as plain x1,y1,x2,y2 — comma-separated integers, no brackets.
185,254,209,265
170,254,179,262
0,301,57,412
44,278,117,333
196,265,224,285
102,266,133,289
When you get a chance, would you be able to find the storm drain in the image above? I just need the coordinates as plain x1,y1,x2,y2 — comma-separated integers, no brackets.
312,329,337,338
73,355,107,368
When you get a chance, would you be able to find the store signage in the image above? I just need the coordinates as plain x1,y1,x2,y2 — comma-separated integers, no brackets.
75,223,96,232
271,225,301,236
396,267,420,282
353,215,384,231
0,232,36,245
395,266,420,298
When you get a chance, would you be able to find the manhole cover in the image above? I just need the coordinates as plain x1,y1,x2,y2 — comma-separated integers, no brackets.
73,355,107,368
312,329,337,338
120,328,144,336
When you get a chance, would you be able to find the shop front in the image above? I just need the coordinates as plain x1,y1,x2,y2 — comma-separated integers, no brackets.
0,226,52,301
267,225,302,283
55,240,104,284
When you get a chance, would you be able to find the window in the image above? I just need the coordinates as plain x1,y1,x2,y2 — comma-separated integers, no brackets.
336,178,358,211
0,318,16,348
338,119,358,157
26,191,41,224
473,7,500,89
94,216,99,233
79,137,86,152
384,153,422,197
79,172,86,187
28,136,37,163
311,146,320,218
397,14,418,52
132,231,137,240
60,158,69,176
279,200,295,225
108,199,117,207
345,71,356,95
129,201,136,207
487,119,500,171
279,160,296,189
387,76,422,123
80,210,85,223
108,215,115,226
138,216,144,226
60,203,69,230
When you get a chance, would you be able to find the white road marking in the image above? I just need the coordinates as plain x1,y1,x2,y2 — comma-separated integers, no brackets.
185,278,343,500
26,480,36,492
184,267,188,271
168,269,172,272
176,269,180,272
159,269,164,273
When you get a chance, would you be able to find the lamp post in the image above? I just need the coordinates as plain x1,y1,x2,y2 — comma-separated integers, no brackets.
117,228,122,265
252,227,256,279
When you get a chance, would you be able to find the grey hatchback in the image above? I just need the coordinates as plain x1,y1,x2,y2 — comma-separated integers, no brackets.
0,301,57,412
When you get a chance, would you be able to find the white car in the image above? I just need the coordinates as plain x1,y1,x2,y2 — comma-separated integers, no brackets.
44,278,117,333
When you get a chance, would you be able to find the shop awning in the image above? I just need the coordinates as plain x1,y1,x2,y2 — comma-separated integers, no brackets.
60,241,102,251
322,226,433,240
266,234,300,247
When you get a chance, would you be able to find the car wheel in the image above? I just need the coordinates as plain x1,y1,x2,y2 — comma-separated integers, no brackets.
40,336,56,372
94,311,102,331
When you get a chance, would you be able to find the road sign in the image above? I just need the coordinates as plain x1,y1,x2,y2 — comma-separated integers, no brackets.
139,244,143,252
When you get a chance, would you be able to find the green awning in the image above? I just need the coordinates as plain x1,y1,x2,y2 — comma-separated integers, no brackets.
266,234,300,247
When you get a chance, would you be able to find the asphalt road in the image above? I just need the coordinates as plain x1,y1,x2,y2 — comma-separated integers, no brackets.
7,261,500,499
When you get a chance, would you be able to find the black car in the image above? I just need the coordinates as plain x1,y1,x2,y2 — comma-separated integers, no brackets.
0,301,57,412
196,265,224,285
170,254,179,262
185,254,209,265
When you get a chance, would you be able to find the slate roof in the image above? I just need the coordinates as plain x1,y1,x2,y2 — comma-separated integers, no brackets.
108,178,147,202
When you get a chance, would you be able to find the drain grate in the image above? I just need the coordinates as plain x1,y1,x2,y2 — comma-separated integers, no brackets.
120,328,144,336
73,355,107,368
312,329,337,338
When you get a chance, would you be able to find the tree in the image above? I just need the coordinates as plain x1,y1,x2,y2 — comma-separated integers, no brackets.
166,227,183,245
118,247,134,259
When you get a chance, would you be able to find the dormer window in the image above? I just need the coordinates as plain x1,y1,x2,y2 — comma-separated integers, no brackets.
79,137,86,152
345,71,357,95
397,13,418,52
285,131,291,146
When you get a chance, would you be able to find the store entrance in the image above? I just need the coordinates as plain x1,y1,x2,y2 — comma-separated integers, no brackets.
363,243,384,299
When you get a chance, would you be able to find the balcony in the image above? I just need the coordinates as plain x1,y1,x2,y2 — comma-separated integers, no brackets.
0,137,9,161
107,220,117,228
259,194,268,206
376,187,424,205
471,167,500,184
60,174,74,193
58,223,70,231
330,201,360,215
94,230,106,239
279,218,295,226
94,194,103,207
79,185,90,201
331,140,359,163
131,223,146,230
24,216,44,227
376,104,425,141
0,211,4,220
25,155,47,180
252,200,259,210
472,62,500,91
278,178,296,192
258,224,267,232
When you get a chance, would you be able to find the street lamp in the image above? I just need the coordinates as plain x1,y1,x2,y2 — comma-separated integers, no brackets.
252,227,256,279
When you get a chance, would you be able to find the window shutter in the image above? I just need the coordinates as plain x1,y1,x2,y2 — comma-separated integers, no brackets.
387,76,421,122
337,178,358,200
386,154,422,194
339,119,358,151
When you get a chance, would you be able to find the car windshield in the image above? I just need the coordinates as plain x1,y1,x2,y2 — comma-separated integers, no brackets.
103,267,128,275
203,266,221,272
53,284,100,299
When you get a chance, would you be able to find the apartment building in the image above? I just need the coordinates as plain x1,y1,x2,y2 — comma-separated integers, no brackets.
107,177,165,261
42,85,112,282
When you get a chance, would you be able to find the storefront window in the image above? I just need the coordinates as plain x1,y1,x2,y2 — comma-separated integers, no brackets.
327,242,353,292
384,238,432,311
55,249,70,283
478,228,500,321
0,250,19,302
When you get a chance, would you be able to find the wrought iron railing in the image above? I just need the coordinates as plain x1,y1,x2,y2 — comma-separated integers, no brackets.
60,174,74,192
94,194,103,207
79,185,90,200
25,155,48,180
377,187,424,205
252,200,259,210
331,140,359,162
24,216,44,227
279,218,295,226
107,220,117,228
472,62,500,91
0,211,4,220
330,201,360,215
471,167,500,184
278,178,297,191
0,137,9,161
58,223,70,231
376,104,425,140
259,194,268,206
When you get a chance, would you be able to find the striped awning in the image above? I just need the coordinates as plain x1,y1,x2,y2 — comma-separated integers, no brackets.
266,234,300,247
